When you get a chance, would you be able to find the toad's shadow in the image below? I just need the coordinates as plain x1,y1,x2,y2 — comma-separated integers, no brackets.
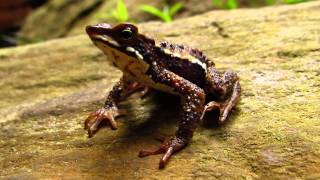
122,91,180,138
84,91,240,173
113,91,235,140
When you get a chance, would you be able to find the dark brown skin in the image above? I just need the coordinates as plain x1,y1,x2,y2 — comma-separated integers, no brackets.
85,23,241,169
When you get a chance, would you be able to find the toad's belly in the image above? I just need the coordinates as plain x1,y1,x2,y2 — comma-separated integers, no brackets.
105,47,177,95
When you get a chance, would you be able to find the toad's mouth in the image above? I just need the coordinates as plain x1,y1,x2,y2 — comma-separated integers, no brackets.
91,34,144,61
91,34,120,48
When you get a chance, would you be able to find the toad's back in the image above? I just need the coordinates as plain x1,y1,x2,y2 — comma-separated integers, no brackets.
152,41,211,88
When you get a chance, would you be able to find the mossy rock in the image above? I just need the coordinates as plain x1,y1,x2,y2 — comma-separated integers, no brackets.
1,1,320,179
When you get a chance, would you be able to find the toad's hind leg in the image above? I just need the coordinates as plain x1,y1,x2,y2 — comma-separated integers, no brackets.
203,66,241,124
138,62,205,169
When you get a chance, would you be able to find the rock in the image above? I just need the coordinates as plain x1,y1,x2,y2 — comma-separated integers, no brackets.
1,1,320,179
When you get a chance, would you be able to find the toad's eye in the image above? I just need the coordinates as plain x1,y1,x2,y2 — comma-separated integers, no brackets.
120,29,133,40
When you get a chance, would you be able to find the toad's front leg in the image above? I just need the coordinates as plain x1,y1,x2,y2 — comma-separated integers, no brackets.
85,75,145,137
139,62,205,169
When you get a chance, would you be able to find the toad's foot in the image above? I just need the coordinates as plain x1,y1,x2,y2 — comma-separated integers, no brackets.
84,107,126,137
201,101,225,122
202,81,240,124
138,135,187,169
201,101,235,125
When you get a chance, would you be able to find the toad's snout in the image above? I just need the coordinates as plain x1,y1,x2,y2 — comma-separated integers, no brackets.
86,23,112,36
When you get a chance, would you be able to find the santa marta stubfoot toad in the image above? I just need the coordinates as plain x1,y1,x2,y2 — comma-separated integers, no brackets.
85,23,241,169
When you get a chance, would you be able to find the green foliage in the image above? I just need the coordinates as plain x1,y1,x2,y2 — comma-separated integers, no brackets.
212,0,223,7
265,0,277,5
283,0,307,4
212,0,238,9
140,2,183,23
226,0,238,9
111,0,129,22
212,0,308,9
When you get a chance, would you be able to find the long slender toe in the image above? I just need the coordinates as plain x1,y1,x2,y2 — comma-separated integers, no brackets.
201,101,221,119
218,81,241,124
138,148,165,157
139,136,188,169
84,107,123,137
106,114,118,130
87,116,104,137
159,147,174,169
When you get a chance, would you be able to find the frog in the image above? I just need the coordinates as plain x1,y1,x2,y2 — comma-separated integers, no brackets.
85,23,241,169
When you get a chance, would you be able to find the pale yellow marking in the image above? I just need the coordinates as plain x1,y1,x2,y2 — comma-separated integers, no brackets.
93,34,120,47
126,46,144,60
155,42,207,70
95,41,176,94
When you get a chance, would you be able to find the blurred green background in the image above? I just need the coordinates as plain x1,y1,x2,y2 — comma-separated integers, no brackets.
0,0,310,47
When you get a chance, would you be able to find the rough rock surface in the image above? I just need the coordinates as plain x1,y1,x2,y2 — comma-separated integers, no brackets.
1,1,320,179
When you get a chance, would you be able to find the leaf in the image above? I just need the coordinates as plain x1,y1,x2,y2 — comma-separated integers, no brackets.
163,6,172,22
117,0,128,22
169,2,183,16
111,10,119,20
212,0,223,8
265,0,276,5
140,5,163,18
140,5,170,22
226,0,238,9
283,0,306,4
